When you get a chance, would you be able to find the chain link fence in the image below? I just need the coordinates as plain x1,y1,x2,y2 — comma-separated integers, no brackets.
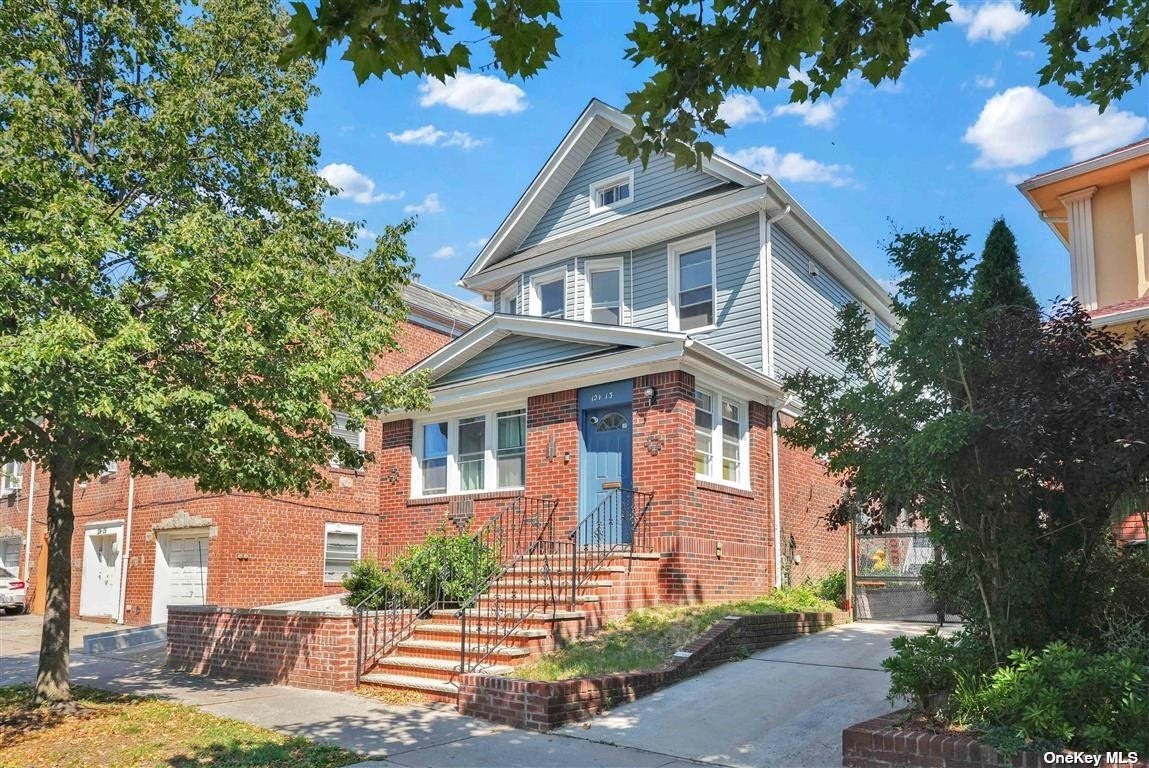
853,530,958,622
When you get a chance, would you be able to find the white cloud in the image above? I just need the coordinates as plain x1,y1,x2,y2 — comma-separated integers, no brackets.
720,145,855,187
963,86,1147,168
418,72,527,115
318,163,403,204
429,246,456,260
718,94,768,127
403,193,445,215
909,47,928,63
1004,172,1030,185
466,237,490,249
772,98,843,129
387,124,485,149
948,1,1030,42
974,75,997,89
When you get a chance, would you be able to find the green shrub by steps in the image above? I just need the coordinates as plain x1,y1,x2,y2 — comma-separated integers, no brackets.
343,530,499,609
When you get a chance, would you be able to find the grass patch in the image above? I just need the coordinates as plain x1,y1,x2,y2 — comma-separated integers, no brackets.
512,584,837,681
0,685,360,768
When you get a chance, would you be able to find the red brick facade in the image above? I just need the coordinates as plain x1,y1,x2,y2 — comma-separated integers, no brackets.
1,335,848,626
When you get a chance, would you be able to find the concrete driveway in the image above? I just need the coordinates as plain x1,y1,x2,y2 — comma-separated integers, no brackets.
556,620,937,768
0,612,112,656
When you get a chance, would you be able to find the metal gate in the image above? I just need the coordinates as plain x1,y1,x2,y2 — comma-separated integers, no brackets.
853,527,955,622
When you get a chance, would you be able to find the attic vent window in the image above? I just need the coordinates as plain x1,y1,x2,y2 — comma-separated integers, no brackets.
589,170,634,213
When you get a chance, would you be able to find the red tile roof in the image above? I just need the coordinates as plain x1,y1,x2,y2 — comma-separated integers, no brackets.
1092,294,1149,319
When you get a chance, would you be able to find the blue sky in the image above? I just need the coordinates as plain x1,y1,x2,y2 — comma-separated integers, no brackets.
303,2,1149,308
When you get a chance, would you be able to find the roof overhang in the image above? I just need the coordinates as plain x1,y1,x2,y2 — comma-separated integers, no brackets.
408,314,688,381
1092,305,1149,328
383,337,786,420
462,99,761,284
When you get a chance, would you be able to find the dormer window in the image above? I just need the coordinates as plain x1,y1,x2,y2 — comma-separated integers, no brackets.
589,171,634,214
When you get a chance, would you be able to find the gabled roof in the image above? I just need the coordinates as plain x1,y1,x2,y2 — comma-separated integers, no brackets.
409,314,687,382
461,99,762,286
1018,138,1149,191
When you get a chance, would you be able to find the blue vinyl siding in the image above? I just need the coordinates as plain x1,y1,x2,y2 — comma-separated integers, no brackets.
520,128,724,249
630,241,669,330
771,226,857,379
874,317,893,347
692,215,762,370
438,336,608,385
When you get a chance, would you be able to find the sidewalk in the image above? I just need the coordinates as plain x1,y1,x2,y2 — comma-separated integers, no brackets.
0,650,708,767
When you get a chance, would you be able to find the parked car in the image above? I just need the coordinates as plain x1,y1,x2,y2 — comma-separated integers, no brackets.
0,566,26,614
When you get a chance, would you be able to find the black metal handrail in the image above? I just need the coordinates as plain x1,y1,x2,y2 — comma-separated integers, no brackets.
565,487,655,607
457,495,560,674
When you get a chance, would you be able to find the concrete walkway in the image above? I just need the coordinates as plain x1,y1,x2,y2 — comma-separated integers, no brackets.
0,619,935,768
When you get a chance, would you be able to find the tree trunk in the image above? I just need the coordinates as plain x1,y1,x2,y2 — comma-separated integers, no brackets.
34,455,76,705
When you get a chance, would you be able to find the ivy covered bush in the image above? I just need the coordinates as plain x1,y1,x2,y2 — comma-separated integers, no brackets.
343,529,499,609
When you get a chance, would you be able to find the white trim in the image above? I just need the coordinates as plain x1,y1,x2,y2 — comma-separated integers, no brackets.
411,407,527,499
589,170,635,214
771,405,783,588
1018,141,1149,192
323,522,362,583
528,266,567,319
1060,186,1099,310
692,384,750,490
117,473,135,624
763,205,792,377
582,256,625,325
1092,305,1149,327
497,281,520,315
0,460,23,497
667,231,717,333
22,462,35,582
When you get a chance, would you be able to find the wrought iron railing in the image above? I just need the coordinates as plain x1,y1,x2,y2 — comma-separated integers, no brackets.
565,487,655,607
353,570,454,686
457,495,560,674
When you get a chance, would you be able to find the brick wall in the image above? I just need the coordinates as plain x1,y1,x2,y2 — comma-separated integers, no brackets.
458,610,851,731
167,605,358,691
843,711,1148,768
777,412,848,584
7,319,455,625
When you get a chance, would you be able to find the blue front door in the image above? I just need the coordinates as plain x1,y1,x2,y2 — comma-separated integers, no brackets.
578,382,633,545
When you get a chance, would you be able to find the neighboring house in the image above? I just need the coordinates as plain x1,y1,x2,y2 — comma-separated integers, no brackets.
1018,140,1149,549
0,283,486,624
374,99,896,603
1018,138,1149,338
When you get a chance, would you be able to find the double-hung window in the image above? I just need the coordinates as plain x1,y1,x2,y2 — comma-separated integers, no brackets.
499,285,519,315
530,268,565,319
421,422,449,494
329,411,367,468
694,387,748,486
589,170,634,213
415,408,527,496
323,523,361,582
585,259,623,325
669,234,716,331
1,461,23,496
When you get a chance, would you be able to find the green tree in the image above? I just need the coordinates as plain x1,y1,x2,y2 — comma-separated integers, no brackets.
970,219,1038,321
780,223,1149,661
284,0,1149,165
0,0,428,704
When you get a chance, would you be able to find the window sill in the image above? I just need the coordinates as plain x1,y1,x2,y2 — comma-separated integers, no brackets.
695,478,753,498
676,323,717,335
408,488,526,505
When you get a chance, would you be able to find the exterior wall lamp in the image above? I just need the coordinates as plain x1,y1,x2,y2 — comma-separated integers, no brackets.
643,386,657,407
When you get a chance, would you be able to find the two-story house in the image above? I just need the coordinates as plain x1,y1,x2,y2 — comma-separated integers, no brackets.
0,283,487,623
372,100,896,606
1019,140,1149,549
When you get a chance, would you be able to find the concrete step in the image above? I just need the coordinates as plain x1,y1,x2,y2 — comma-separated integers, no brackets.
83,623,167,654
359,672,459,696
396,639,531,659
477,592,600,604
411,623,550,640
431,608,586,622
496,578,614,589
372,655,513,676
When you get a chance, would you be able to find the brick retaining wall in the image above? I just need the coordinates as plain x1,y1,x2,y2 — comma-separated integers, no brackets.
167,605,358,691
457,610,851,731
843,711,1148,768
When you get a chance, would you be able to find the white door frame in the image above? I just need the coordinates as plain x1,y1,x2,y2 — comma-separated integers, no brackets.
151,528,209,624
79,520,124,618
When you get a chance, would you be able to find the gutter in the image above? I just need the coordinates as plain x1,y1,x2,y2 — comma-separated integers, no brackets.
22,462,35,582
770,393,797,589
117,471,135,624
763,201,793,377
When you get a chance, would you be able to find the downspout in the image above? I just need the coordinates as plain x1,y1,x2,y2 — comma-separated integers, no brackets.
771,400,785,588
22,462,36,582
117,471,135,624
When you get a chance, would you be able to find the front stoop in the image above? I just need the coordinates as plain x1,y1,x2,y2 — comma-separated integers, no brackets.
357,553,662,701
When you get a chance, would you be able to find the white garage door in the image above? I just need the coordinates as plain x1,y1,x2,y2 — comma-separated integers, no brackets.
152,531,208,624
